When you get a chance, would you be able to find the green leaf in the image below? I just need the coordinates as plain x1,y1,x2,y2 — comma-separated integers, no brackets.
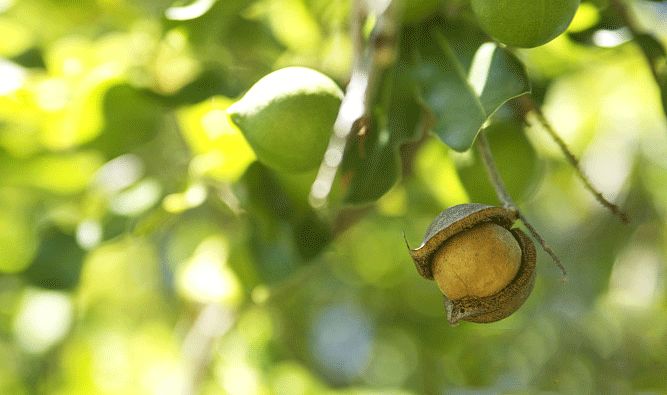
24,227,85,290
411,28,530,152
635,34,666,67
85,84,166,159
0,189,38,273
343,53,422,204
0,151,102,195
242,163,332,283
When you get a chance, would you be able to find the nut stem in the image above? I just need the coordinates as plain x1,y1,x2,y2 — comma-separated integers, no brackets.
476,130,567,278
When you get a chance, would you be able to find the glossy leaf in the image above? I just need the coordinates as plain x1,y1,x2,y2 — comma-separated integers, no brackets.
411,27,530,152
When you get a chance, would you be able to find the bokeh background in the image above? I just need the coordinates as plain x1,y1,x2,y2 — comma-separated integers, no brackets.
1,0,667,394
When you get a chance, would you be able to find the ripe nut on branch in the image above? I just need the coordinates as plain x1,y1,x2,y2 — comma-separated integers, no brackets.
407,203,536,325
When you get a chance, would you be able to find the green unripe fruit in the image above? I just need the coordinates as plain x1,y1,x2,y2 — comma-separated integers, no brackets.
227,67,343,173
471,0,580,48
402,0,442,24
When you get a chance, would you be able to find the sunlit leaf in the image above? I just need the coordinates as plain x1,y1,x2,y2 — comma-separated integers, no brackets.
0,17,33,57
262,0,322,52
0,214,38,273
567,2,625,47
0,151,103,194
567,3,600,34
177,96,256,183
39,71,123,150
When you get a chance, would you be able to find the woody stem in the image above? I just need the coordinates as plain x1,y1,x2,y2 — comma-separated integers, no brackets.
476,130,567,277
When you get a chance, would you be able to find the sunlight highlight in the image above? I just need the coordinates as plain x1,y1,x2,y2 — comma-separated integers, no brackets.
607,246,662,309
176,236,242,305
468,42,495,97
165,0,217,21
13,290,73,353
0,59,25,94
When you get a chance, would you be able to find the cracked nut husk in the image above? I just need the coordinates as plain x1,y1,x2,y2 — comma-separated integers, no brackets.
407,203,536,325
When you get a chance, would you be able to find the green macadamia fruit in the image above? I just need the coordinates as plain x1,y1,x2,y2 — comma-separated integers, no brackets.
471,0,581,48
228,67,343,173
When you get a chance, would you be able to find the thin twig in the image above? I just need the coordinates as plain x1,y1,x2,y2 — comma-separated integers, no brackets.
476,131,567,277
517,96,629,223
475,132,515,209
181,304,236,395
516,212,565,277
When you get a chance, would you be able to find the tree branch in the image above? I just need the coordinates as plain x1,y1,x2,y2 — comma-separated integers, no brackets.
181,304,236,395
182,4,404,391
309,0,401,207
517,96,629,223
476,131,567,277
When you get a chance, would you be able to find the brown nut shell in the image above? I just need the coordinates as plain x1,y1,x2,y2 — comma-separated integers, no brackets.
444,228,536,324
407,203,518,279
405,203,536,325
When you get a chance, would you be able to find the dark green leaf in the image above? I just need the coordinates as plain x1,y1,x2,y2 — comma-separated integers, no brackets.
343,52,422,204
10,47,46,69
634,33,667,118
411,27,530,152
23,227,85,290
85,84,165,158
242,163,332,283
635,33,667,65
159,68,238,107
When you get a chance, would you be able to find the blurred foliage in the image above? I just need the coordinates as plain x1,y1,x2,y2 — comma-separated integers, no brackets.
1,0,667,394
